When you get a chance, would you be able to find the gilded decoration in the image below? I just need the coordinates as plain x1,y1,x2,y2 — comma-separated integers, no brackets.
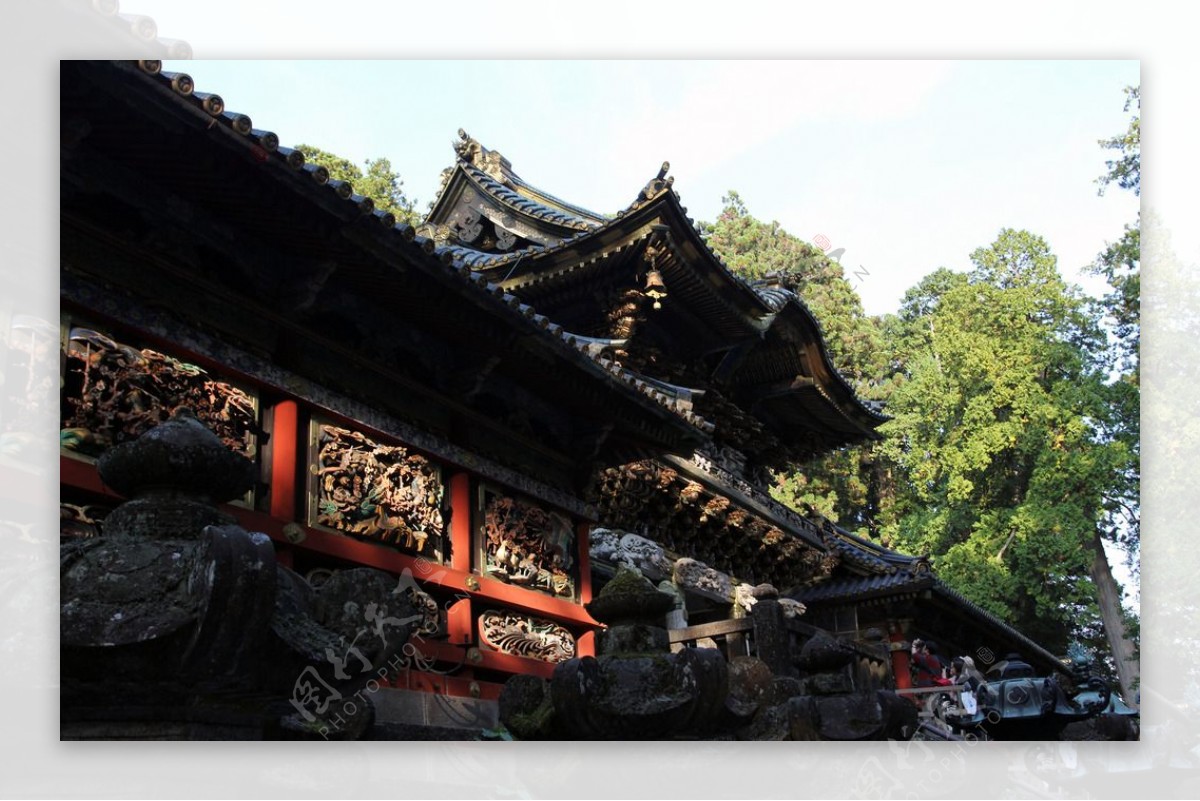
479,609,576,664
482,493,575,598
311,424,445,556
592,460,839,590
61,327,260,459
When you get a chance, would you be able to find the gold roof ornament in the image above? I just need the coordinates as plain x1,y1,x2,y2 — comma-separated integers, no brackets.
642,223,672,310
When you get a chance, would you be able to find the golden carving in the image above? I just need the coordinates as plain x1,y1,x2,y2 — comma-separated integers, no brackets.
482,493,575,598
312,424,445,555
61,327,259,458
479,609,576,664
592,460,838,590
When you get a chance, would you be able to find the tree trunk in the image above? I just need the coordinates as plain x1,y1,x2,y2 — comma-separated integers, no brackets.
1089,529,1139,707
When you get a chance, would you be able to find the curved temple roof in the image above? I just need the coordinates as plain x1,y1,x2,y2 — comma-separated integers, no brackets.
798,524,1064,674
61,61,716,452
428,128,609,231
424,134,887,456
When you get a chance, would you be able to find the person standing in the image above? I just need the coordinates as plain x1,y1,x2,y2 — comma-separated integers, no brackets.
911,638,944,687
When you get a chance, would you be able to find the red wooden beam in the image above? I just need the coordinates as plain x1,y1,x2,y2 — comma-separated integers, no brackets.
60,454,120,499
446,596,473,646
268,400,299,521
448,472,472,573
474,647,556,679
576,520,593,606
231,507,600,627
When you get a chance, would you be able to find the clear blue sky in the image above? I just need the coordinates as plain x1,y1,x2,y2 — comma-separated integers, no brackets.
163,59,1139,316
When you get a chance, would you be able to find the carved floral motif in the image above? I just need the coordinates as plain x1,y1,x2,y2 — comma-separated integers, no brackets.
479,609,576,664
312,424,445,556
61,327,260,458
482,493,575,598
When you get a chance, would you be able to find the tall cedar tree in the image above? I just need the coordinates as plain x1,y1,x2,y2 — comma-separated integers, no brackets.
877,229,1124,656
1084,85,1141,699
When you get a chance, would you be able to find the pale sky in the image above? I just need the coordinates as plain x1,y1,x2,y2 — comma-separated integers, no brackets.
161,59,1140,317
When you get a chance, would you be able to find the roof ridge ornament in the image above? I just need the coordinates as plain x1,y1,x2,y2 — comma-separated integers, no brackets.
455,128,511,185
638,161,674,205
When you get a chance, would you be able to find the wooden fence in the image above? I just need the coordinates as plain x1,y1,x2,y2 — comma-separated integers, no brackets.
666,600,891,693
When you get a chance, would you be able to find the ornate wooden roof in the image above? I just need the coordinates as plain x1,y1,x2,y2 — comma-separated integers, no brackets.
424,137,887,470
59,60,713,499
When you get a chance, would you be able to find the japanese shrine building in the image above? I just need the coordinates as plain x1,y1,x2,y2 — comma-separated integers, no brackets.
59,60,1066,733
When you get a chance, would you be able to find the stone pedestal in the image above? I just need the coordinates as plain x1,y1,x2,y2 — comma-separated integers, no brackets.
500,565,729,740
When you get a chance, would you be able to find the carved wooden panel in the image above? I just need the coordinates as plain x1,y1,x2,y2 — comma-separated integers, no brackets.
309,422,446,559
591,459,839,591
60,325,260,459
480,489,576,600
479,609,576,664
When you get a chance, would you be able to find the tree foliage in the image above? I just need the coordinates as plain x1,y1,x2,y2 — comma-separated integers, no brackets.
1081,85,1141,695
704,202,1138,660
1096,86,1140,198
701,192,883,385
1075,84,1141,574
875,229,1128,651
699,85,1141,668
296,144,419,225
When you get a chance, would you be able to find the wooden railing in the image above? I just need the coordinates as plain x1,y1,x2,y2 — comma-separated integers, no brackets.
666,602,891,695
895,684,966,718
668,617,755,657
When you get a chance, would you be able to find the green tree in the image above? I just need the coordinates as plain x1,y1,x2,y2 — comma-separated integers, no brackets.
296,144,419,225
1083,84,1141,699
1096,86,1140,198
1092,85,1140,381
879,231,1110,650
877,227,1140,665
